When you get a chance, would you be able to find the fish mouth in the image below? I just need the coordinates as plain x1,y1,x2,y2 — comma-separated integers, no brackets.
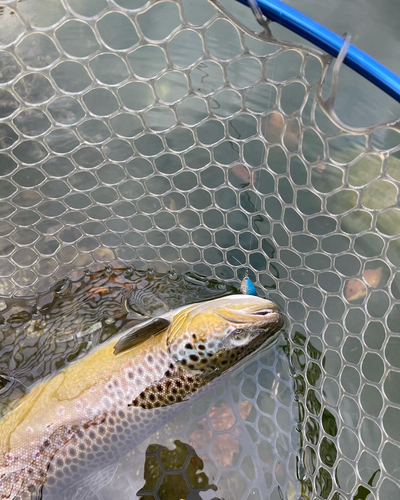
250,306,284,329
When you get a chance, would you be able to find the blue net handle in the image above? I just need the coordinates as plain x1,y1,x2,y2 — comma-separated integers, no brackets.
237,0,400,102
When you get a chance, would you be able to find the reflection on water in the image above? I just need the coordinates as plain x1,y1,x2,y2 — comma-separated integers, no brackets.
138,440,218,499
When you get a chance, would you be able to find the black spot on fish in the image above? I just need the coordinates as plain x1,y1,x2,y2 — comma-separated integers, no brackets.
185,343,193,349
156,384,163,392
149,394,156,402
189,354,199,362
198,344,206,350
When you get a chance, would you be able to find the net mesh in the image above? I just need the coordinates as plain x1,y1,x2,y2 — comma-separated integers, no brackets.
0,0,400,498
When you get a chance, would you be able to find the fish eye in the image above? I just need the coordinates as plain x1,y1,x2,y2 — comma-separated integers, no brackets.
232,329,244,341
230,328,249,345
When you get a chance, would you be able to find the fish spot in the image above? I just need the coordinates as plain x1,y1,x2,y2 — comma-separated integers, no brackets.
56,458,64,467
198,344,206,350
165,370,172,377
147,354,154,363
175,380,182,388
156,384,163,392
149,394,156,402
138,367,144,375
185,343,193,349
181,359,187,365
189,354,199,362
188,364,195,370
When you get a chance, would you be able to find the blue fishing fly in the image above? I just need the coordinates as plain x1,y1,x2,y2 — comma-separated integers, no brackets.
240,271,257,296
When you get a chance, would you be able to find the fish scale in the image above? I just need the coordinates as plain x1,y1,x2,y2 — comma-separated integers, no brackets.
0,295,283,499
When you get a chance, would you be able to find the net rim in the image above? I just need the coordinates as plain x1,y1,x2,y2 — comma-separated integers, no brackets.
235,0,400,102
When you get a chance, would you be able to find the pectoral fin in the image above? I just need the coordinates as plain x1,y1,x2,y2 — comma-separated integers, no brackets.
113,317,170,355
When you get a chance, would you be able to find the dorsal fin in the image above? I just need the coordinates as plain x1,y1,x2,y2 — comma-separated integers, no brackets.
113,317,170,355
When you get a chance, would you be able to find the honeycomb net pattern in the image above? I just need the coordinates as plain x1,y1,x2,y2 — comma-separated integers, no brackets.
0,0,400,498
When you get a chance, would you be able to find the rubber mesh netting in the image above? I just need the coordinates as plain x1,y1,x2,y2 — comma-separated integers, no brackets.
1,0,400,498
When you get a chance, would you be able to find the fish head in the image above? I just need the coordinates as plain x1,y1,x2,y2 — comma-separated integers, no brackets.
167,295,283,376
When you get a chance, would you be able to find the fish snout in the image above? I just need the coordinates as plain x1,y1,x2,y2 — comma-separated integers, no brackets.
249,302,284,330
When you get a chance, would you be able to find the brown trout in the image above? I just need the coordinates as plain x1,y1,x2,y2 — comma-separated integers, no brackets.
0,295,283,499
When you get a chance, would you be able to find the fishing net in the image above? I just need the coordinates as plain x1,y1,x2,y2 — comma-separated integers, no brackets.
0,0,400,498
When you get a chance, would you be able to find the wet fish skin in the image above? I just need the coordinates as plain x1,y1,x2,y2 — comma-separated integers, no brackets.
0,295,283,499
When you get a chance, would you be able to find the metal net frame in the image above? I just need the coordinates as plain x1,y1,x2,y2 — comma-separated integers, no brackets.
0,0,400,498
